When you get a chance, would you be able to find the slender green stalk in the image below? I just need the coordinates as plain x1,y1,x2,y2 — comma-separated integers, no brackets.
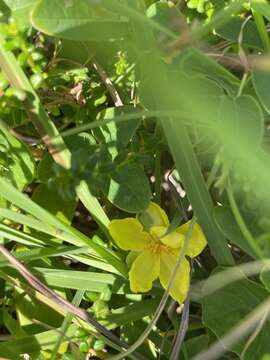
252,10,270,52
227,182,263,258
237,73,249,97
154,151,161,204
51,290,85,359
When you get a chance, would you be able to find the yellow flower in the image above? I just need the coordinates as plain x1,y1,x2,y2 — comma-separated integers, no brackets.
109,202,207,304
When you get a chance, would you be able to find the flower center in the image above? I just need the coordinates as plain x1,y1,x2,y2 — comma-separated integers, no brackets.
147,234,167,255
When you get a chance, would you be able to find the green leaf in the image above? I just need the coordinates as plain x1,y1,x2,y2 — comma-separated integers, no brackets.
15,290,63,328
96,106,141,158
32,267,128,294
32,184,77,224
0,324,77,358
103,298,159,328
252,70,270,114
31,0,130,41
182,335,209,359
3,0,37,28
0,123,35,207
214,206,258,258
251,0,270,22
3,308,27,338
0,0,10,22
218,95,264,152
37,153,54,183
104,163,151,213
261,265,270,291
0,178,127,276
217,17,263,49
178,48,239,95
202,269,270,359
146,0,187,60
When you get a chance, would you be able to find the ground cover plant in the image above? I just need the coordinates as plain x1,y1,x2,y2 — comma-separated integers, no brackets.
1,0,270,359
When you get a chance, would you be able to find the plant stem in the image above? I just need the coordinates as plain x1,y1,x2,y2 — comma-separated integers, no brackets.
154,151,161,204
227,182,263,258
252,10,270,53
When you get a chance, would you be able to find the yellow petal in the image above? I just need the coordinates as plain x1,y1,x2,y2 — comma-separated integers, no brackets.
159,250,190,304
126,251,139,267
151,226,185,249
176,221,207,258
109,218,151,251
138,202,169,230
129,249,160,293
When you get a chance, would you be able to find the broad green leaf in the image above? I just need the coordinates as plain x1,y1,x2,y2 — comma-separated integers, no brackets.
95,106,141,158
31,0,130,41
202,269,270,359
37,153,54,183
214,206,258,258
104,163,151,213
218,95,264,152
32,184,77,224
178,49,239,95
182,335,209,359
217,17,263,49
252,70,270,114
3,0,37,28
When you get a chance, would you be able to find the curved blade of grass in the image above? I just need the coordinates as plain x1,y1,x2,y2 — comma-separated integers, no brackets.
0,245,86,268
0,178,127,276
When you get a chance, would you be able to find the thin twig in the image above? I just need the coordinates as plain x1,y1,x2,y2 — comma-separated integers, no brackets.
170,264,192,360
170,297,190,360
92,60,123,107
